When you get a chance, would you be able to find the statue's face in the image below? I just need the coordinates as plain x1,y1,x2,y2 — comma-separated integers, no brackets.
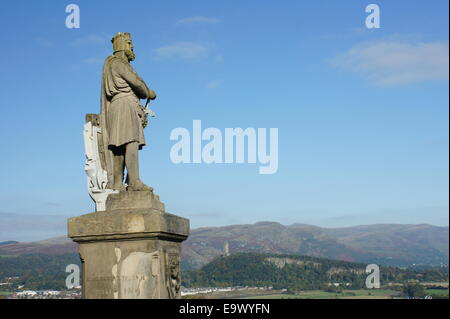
112,33,135,61
125,39,135,61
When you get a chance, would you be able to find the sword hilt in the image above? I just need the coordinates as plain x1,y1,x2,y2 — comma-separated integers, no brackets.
144,98,155,117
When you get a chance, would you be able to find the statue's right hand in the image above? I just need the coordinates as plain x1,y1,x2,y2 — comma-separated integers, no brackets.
148,88,157,100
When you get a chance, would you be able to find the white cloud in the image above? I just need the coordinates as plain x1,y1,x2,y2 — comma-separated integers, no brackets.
206,79,223,89
69,34,109,47
35,37,53,48
215,55,224,63
153,41,209,60
331,40,449,86
0,213,68,242
176,16,221,25
82,57,104,65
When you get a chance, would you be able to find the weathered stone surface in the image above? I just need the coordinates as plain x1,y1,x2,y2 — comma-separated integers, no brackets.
77,238,182,299
68,209,188,242
83,119,118,212
105,190,165,211
68,209,188,299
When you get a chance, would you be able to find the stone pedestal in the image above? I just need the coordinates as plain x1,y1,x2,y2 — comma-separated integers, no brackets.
68,190,189,299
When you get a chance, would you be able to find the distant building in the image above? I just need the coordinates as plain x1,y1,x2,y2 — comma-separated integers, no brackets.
223,241,230,257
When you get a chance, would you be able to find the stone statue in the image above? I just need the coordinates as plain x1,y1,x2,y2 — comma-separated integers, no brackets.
100,32,157,192
72,32,189,299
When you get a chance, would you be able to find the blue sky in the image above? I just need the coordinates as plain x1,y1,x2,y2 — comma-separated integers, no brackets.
0,0,448,241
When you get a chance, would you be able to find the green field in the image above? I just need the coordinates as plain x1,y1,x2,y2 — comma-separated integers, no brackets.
425,288,449,297
243,289,400,299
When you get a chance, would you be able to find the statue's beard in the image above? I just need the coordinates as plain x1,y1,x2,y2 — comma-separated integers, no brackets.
126,50,135,61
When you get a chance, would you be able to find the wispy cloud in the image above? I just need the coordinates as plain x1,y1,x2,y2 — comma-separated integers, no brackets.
153,41,209,60
82,57,105,65
331,40,449,86
187,211,224,219
206,79,223,89
176,16,221,25
43,202,61,208
215,55,224,63
69,34,109,47
34,37,53,48
0,213,68,242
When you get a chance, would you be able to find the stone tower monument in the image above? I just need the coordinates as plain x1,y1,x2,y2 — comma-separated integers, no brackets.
223,241,230,257
68,32,189,299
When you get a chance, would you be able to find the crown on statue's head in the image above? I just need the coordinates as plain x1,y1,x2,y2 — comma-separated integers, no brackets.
111,32,132,53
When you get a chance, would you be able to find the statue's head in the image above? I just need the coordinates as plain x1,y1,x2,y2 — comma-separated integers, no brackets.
111,32,135,61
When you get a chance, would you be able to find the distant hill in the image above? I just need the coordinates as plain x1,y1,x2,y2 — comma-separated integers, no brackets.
182,222,449,269
182,252,449,290
0,237,76,255
0,241,18,246
0,222,448,269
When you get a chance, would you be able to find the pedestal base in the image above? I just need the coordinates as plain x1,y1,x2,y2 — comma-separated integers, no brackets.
68,194,189,299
